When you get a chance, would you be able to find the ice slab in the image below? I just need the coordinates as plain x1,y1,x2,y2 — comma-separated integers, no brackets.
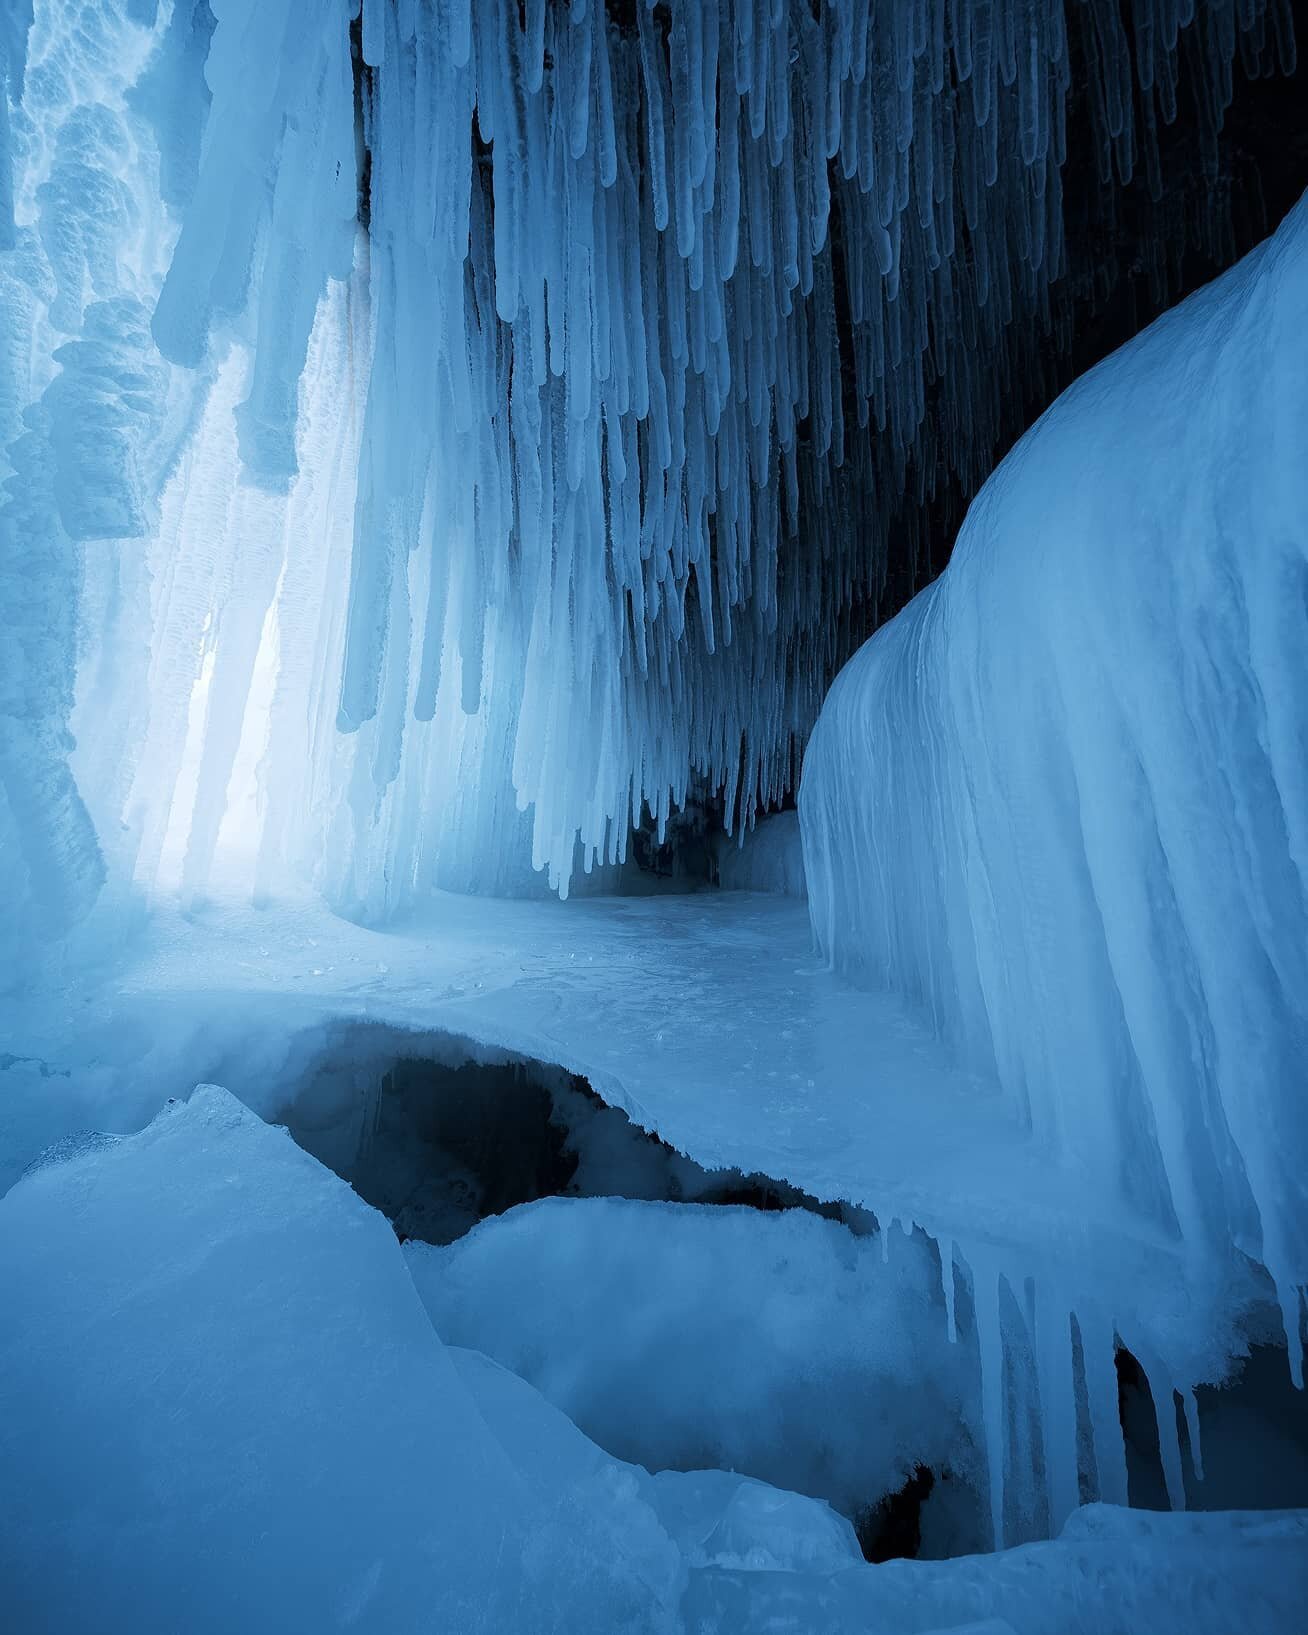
410,1195,976,1531
0,1085,687,1633
453,1344,863,1576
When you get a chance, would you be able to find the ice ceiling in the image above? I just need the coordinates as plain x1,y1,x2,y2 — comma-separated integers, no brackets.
0,0,1297,943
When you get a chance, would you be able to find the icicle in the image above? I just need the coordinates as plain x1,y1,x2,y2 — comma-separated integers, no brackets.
1275,1275,1305,1389
972,1257,1007,1550
524,0,546,93
1075,1310,1129,1508
1135,1348,1187,1511
1034,1289,1081,1536
1182,1387,1205,1484
940,1235,957,1342
638,2,671,234
18,0,1286,984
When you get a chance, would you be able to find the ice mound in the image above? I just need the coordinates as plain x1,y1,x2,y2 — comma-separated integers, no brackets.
801,201,1308,1526
686,1506,1308,1635
0,1085,686,1634
406,1194,978,1536
453,1344,863,1576
802,198,1308,1360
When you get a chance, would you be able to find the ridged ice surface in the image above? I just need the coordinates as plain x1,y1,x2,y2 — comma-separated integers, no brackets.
803,197,1308,1541
1,0,1296,930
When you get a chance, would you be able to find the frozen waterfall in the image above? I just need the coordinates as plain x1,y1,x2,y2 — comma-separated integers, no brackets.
3,0,1296,932
803,193,1308,1540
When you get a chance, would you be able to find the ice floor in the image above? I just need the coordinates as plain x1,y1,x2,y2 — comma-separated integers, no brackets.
10,888,1290,1504
2,944,1306,1634
4,887,1154,1246
4,887,1267,1414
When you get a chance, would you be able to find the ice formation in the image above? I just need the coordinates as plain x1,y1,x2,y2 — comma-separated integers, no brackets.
717,807,806,894
0,1086,702,1631
687,1505,1308,1633
453,1344,868,1576
9,1088,1304,1631
2,0,1296,939
2,0,1306,1626
407,1195,977,1534
803,195,1308,1539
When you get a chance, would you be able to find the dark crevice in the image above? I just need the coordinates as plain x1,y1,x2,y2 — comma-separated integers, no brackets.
1115,1340,1308,1514
350,11,374,232
268,1023,1308,1553
274,1027,848,1248
855,1465,938,1563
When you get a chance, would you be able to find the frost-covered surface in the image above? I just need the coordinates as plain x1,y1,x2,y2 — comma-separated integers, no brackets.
2,1,1296,930
803,199,1308,1544
407,1195,978,1535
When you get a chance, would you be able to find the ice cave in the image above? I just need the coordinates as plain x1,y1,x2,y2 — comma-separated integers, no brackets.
1,0,1307,1630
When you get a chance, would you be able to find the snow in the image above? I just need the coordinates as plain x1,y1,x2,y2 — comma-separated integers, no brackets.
2,1081,1302,1633
407,1194,978,1537
686,1507,1308,1635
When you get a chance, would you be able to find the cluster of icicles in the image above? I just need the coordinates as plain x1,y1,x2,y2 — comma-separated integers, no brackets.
0,0,1295,923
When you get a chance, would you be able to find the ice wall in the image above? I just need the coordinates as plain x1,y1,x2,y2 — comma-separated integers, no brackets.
801,199,1308,1534
1,0,1297,931
0,2,195,967
717,808,806,895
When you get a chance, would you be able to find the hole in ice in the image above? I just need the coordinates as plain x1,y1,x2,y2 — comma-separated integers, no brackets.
1117,1342,1308,1514
854,1464,938,1562
269,1020,845,1246
267,1025,997,1552
254,1022,1308,1556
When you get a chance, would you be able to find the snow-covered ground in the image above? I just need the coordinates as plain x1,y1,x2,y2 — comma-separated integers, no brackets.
3,1076,1305,1634
4,884,1296,1561
2,884,1184,1256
